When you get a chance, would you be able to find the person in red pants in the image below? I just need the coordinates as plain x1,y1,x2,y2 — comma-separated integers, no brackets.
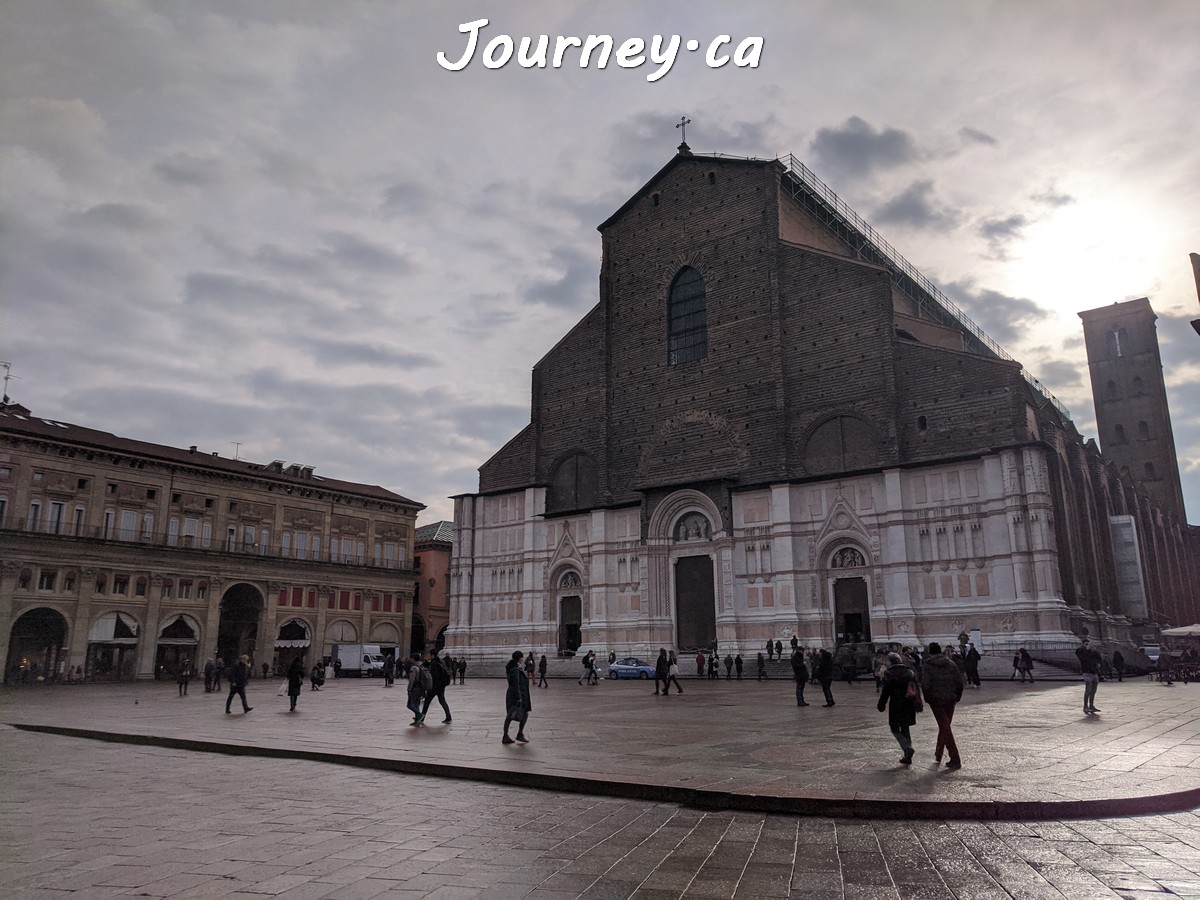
920,642,964,768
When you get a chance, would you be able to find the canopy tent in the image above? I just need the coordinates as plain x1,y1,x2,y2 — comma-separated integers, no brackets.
157,614,199,644
274,618,311,649
88,612,139,644
1160,624,1200,637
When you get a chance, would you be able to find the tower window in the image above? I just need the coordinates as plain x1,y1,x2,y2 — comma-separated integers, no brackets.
1105,380,1117,401
1133,376,1144,395
917,416,928,431
1145,462,1156,480
668,267,708,366
1138,421,1149,439
1114,424,1126,443
1106,327,1130,358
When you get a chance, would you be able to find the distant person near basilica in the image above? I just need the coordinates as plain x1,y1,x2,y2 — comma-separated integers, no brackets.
1076,639,1102,715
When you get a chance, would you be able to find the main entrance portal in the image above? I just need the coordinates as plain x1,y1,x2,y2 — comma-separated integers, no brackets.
675,555,715,651
834,577,870,644
217,584,263,665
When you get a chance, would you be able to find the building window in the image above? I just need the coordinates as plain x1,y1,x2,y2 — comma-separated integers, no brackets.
295,532,309,560
0,496,7,527
1138,421,1150,439
1133,376,1144,395
1114,424,1126,444
94,574,106,594
38,570,57,591
178,580,192,599
161,580,173,599
202,521,212,548
1106,327,1129,358
227,525,237,551
330,537,339,563
135,577,147,597
374,543,382,566
260,529,270,556
668,266,708,366
27,500,41,532
142,514,154,540
917,415,927,431
197,581,207,600
77,478,88,489
281,532,291,557
64,572,76,592
113,575,129,595
183,518,198,548
312,536,320,560
1105,380,1118,401
243,525,256,552
18,568,32,589
72,506,85,536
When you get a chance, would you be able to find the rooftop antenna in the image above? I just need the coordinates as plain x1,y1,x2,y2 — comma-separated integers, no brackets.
232,441,242,461
0,361,19,403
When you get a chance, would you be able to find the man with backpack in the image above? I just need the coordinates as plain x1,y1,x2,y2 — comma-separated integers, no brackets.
420,652,453,724
407,654,430,726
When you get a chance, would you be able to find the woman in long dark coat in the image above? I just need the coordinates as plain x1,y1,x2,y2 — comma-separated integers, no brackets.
286,657,305,712
877,652,919,764
503,651,532,744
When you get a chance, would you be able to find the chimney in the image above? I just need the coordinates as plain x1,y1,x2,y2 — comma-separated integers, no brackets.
189,446,197,453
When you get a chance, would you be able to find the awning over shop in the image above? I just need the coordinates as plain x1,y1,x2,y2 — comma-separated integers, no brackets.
88,612,139,644
274,639,311,648
157,614,199,644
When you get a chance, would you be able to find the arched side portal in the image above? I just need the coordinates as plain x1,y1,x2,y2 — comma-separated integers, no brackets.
217,584,264,667
87,610,140,682
555,570,582,656
827,545,871,644
6,607,69,684
274,617,312,676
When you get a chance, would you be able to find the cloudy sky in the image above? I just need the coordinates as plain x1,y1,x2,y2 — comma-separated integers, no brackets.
3,1,1198,525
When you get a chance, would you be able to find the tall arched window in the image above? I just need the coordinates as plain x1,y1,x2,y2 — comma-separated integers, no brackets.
668,267,707,365
1105,380,1118,401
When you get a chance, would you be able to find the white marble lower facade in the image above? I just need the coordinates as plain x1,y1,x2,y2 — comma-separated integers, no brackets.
446,447,1124,661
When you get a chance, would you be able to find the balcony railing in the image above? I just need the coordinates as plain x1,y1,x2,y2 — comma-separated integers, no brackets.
0,522,412,571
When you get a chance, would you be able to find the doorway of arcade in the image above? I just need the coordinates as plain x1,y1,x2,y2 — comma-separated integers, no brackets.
217,584,264,667
5,607,68,684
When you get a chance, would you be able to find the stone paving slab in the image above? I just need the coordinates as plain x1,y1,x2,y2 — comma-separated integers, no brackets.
3,674,1198,820
4,728,1200,899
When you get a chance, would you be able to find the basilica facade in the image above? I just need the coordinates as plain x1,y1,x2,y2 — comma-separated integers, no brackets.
446,148,1198,661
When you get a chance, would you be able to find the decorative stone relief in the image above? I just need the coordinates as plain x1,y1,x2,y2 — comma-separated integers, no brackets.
1000,616,1016,632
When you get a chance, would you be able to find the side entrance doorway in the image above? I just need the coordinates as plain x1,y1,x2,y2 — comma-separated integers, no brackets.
833,577,871,644
558,596,581,656
675,555,716,652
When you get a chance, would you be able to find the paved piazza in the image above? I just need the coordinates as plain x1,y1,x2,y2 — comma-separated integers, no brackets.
3,674,1200,898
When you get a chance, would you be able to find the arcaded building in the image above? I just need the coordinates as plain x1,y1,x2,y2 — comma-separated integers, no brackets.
1,403,422,681
446,148,1198,661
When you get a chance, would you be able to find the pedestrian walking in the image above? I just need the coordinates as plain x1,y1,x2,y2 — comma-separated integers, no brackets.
816,648,835,707
1112,649,1125,682
774,640,783,661
874,648,890,693
734,653,744,681
537,654,549,688
587,651,600,685
791,648,809,706
524,653,535,683
262,661,270,680
790,635,799,654
177,657,191,697
382,653,395,687
406,654,429,725
1017,648,1034,683
420,653,453,724
964,643,982,688
309,661,324,690
920,642,963,768
285,656,305,712
332,657,342,679
654,648,670,695
666,652,684,694
224,655,252,714
502,651,531,744
1076,640,1102,714
212,657,224,692
756,652,768,681
723,653,734,680
877,652,920,764
766,639,774,661
695,651,705,677
203,659,215,693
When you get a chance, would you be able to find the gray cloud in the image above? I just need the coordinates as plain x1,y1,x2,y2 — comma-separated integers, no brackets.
294,337,437,370
959,126,998,146
319,231,416,276
1031,186,1075,207
809,116,919,180
979,213,1029,259
1035,359,1085,393
153,152,224,187
942,280,1053,347
873,180,959,231
521,243,599,311
73,202,167,233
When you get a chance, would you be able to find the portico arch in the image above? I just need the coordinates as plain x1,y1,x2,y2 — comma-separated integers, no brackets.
6,607,69,684
217,583,264,667
155,613,201,680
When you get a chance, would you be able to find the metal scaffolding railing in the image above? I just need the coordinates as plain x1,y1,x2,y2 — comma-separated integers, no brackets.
700,152,1071,421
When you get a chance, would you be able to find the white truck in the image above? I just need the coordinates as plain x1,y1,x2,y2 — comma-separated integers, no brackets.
331,643,387,677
